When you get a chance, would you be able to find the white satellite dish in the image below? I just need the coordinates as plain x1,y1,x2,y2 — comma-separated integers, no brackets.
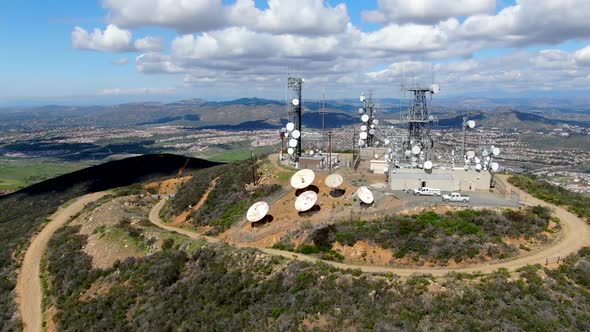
491,162,500,171
246,201,269,222
292,130,301,139
430,84,440,94
475,163,482,171
287,147,294,155
359,132,368,140
424,160,433,170
309,150,314,156
404,150,411,157
411,161,418,167
325,173,343,188
474,157,481,164
361,114,369,122
466,150,476,159
372,119,379,125
360,95,366,102
464,164,469,170
467,120,476,129
358,139,365,147
295,190,318,212
411,156,418,162
286,122,295,131
411,145,421,155
356,186,374,204
374,153,379,159
428,115,435,121
290,169,315,189
292,98,300,106
369,129,375,135
358,108,365,115
482,149,489,157
492,147,501,156
384,139,390,145
360,125,367,131
289,138,298,148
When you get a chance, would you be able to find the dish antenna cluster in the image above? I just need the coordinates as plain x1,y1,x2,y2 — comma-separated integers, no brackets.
246,201,269,223
358,91,379,148
400,81,439,169
286,76,304,160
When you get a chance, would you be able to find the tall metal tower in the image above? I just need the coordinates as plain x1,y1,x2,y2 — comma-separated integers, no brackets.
362,91,376,147
401,84,439,163
288,76,303,160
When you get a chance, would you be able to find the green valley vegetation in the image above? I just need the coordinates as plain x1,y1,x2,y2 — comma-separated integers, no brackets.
275,206,555,264
0,154,219,329
43,225,590,331
0,158,94,192
161,159,281,235
519,133,590,152
509,174,590,223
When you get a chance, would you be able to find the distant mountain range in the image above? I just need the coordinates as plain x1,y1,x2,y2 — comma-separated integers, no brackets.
0,97,588,131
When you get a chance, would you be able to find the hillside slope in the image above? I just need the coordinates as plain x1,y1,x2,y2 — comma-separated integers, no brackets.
0,154,220,330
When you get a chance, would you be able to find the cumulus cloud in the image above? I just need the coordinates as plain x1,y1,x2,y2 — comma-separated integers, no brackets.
574,45,590,66
72,24,134,52
459,0,590,46
111,57,129,65
134,36,164,52
363,0,496,24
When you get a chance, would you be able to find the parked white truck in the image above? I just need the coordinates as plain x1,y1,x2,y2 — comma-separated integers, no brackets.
442,192,470,203
412,187,441,196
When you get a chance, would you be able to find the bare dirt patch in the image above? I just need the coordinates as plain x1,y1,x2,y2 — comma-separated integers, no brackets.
332,241,393,265
145,176,192,195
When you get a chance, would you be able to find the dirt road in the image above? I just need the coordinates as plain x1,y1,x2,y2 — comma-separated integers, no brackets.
16,192,107,332
149,179,590,277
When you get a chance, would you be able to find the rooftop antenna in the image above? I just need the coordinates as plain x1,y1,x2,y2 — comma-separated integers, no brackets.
321,89,327,152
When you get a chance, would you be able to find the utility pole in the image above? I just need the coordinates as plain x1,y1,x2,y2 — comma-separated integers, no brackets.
321,90,326,152
328,131,333,173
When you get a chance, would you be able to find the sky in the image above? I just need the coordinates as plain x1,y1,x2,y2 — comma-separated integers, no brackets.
1,0,590,105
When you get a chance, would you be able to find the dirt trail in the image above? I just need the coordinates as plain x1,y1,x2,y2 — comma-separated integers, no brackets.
149,176,590,277
171,177,219,226
16,192,107,332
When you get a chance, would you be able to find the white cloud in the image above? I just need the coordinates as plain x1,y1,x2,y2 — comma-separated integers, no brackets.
111,57,129,65
134,36,164,52
103,0,226,33
98,87,177,95
574,45,590,66
72,24,134,52
459,0,590,46
363,0,496,24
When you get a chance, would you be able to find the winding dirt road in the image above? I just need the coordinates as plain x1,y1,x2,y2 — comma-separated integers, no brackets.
149,180,590,277
16,192,107,332
17,176,590,331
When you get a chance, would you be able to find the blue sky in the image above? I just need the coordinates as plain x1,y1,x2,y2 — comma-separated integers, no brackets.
1,0,590,105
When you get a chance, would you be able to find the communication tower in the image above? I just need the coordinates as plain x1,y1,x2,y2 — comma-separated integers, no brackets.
287,76,303,160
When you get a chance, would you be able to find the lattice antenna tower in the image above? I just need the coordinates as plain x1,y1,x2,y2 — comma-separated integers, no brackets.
288,76,304,160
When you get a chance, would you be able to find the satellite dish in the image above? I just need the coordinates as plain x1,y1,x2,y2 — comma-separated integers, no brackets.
358,108,365,115
430,84,440,94
491,162,500,171
287,147,294,155
374,154,379,159
369,129,375,135
246,201,269,222
492,147,500,156
464,164,469,170
475,163,482,171
482,149,489,157
360,95,366,102
411,156,418,162
474,157,481,164
411,161,418,167
384,139,390,145
289,139,298,148
358,139,365,147
290,169,315,189
356,186,374,204
467,120,476,129
404,150,411,157
292,98,300,106
309,150,314,156
424,160,433,170
295,190,318,212
292,130,301,139
325,173,343,188
359,132,368,140
361,114,369,122
411,145,421,155
466,150,476,159
360,125,367,131
286,122,295,131
373,119,379,125
428,115,435,121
